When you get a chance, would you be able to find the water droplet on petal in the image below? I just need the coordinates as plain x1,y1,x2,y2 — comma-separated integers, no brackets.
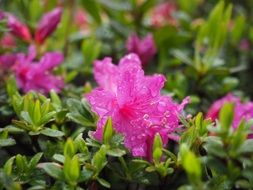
143,114,149,120
164,111,170,117
157,101,167,112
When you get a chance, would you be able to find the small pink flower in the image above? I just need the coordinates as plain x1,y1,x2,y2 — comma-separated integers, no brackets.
13,46,64,94
35,8,62,44
86,54,189,159
126,33,157,65
4,13,32,42
207,93,253,129
151,2,177,28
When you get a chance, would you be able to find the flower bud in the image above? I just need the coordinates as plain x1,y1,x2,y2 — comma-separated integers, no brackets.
35,8,62,44
5,13,32,42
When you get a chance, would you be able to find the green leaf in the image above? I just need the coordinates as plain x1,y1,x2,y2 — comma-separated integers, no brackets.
219,102,234,132
97,177,111,188
6,76,19,98
39,111,56,125
171,49,193,65
82,38,101,67
42,163,63,179
64,138,76,158
74,133,88,154
203,136,226,158
152,134,163,164
33,100,41,125
40,100,51,116
180,144,201,183
20,111,34,125
66,98,95,127
92,145,107,173
68,155,80,182
40,128,64,137
139,0,156,14
107,148,126,157
79,168,93,182
238,139,253,154
0,138,16,147
103,117,114,144
4,156,15,175
231,15,246,44
15,154,27,173
81,0,101,24
99,0,132,11
53,154,65,163
29,153,43,170
50,90,62,109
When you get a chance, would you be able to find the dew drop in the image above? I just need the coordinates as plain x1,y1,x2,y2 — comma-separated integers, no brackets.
164,111,170,117
157,101,166,112
143,114,149,120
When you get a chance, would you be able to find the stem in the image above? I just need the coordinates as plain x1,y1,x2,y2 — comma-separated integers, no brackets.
63,0,76,56
119,157,131,180
31,135,42,153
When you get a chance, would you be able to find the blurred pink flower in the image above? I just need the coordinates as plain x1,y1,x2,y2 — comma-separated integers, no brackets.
0,33,16,48
13,46,64,94
0,11,4,20
151,2,177,27
0,53,17,69
207,93,253,129
86,54,189,159
74,8,88,28
126,33,157,65
35,8,62,44
4,13,32,42
239,39,250,51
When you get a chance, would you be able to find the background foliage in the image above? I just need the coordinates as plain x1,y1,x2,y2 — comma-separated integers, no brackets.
0,0,253,189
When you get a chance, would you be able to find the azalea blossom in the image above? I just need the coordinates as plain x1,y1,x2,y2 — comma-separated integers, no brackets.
13,46,64,94
126,33,157,65
151,2,177,27
86,54,189,159
207,93,253,129
35,8,62,44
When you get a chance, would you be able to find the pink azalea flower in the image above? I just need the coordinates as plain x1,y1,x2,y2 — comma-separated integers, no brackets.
35,8,62,44
151,2,177,28
126,33,157,65
86,54,189,159
4,13,32,42
207,93,253,129
13,46,64,94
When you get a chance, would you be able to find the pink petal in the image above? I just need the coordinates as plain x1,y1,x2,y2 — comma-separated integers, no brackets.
94,58,118,92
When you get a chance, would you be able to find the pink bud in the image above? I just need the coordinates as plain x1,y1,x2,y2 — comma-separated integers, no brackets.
151,2,177,28
5,13,32,42
35,8,62,44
